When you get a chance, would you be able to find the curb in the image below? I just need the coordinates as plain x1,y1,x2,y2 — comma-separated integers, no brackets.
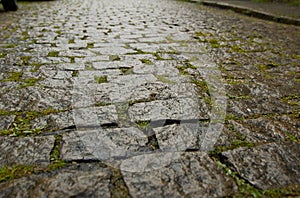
189,0,300,26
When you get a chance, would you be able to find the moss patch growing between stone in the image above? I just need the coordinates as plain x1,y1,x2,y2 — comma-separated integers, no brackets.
120,67,133,75
0,109,63,136
68,39,75,44
191,79,209,93
94,76,108,84
140,58,153,65
72,71,79,77
87,42,94,48
109,167,131,198
0,71,41,89
176,61,197,75
0,165,35,182
214,159,300,197
281,94,299,106
136,120,151,130
47,51,60,57
109,55,121,61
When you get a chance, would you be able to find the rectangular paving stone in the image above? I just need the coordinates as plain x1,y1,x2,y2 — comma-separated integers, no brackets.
91,47,136,55
153,123,208,151
221,142,300,190
133,60,180,76
0,164,111,198
0,136,55,166
95,74,158,103
73,105,119,128
128,98,208,122
61,127,148,161
60,50,96,57
121,152,237,197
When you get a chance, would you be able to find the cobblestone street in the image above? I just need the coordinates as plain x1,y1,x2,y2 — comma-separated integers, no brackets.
0,0,299,197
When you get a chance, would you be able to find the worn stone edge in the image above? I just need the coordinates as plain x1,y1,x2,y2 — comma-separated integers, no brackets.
189,0,300,26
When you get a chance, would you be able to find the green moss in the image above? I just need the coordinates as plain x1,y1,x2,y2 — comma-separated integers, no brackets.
96,101,112,106
47,51,59,57
50,134,63,162
227,94,251,100
0,71,41,88
109,55,121,61
3,44,16,48
209,39,222,48
19,56,32,65
0,165,35,182
72,71,79,77
0,52,7,58
0,71,23,82
0,110,12,116
30,63,44,72
215,160,263,197
0,161,67,183
285,133,300,143
191,79,209,93
69,56,76,63
215,159,300,197
0,109,62,136
225,113,244,121
84,62,94,70
257,63,278,71
203,96,212,106
81,35,88,40
231,45,246,53
47,160,67,171
195,32,209,37
87,42,94,48
176,62,197,75
140,58,153,65
18,78,41,89
94,76,108,84
153,52,164,60
136,120,151,129
281,94,299,106
211,137,256,155
109,167,131,198
21,31,29,40
119,67,133,75
68,39,75,44
291,54,300,60
176,65,190,75
227,79,244,85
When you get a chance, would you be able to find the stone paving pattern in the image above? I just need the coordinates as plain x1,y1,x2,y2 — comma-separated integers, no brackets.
0,0,299,197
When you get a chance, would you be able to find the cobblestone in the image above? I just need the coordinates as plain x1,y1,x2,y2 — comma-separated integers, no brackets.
0,0,299,196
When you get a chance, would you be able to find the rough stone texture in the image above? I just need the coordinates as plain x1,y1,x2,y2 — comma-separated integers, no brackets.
0,136,55,166
128,98,208,122
61,128,148,161
221,142,300,190
0,115,15,130
122,152,238,197
0,163,111,198
0,0,299,196
153,123,208,151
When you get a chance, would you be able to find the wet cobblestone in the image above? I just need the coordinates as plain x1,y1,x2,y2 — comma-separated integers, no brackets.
0,0,299,197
